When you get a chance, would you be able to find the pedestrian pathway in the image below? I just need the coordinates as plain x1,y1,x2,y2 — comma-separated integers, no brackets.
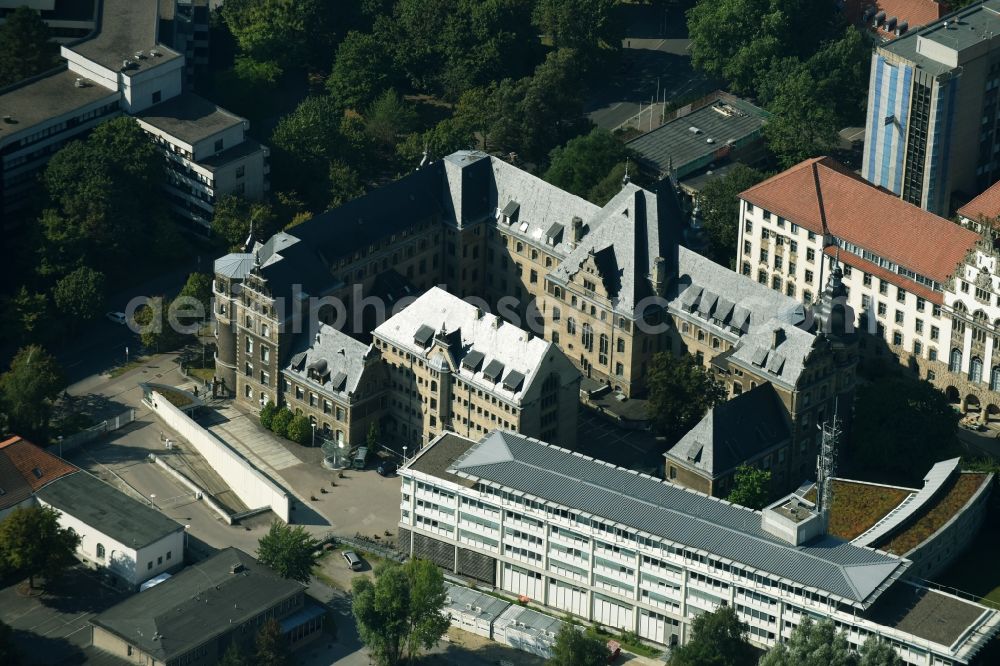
202,401,302,471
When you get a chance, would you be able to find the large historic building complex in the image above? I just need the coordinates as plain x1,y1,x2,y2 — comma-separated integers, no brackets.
214,150,855,462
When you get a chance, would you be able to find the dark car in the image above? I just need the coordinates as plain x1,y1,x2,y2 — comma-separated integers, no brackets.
377,460,398,476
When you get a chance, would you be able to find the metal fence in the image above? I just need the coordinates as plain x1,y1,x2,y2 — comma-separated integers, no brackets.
323,532,406,563
56,408,135,454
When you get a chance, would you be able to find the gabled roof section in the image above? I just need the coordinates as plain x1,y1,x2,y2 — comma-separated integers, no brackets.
214,252,254,280
284,324,372,397
740,157,978,283
444,431,908,607
373,287,573,403
728,318,821,388
0,436,78,492
550,184,683,316
666,383,791,478
958,179,1000,224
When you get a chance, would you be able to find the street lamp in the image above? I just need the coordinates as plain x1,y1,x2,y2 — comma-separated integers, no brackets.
311,421,316,447
402,446,407,463
57,435,64,458
149,493,156,508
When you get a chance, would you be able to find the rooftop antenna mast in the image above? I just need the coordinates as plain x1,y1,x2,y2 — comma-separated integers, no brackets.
622,157,631,186
816,400,841,528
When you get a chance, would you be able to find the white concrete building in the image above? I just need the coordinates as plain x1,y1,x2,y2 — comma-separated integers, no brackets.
35,471,185,590
0,0,267,227
399,430,1000,664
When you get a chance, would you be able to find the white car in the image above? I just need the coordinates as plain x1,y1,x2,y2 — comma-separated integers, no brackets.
105,311,127,325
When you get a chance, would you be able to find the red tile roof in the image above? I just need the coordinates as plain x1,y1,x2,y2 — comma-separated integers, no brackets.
823,246,943,304
844,0,948,39
741,157,978,283
957,180,1000,224
0,436,78,492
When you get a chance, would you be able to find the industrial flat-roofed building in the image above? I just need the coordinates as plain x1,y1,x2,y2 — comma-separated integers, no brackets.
399,430,1000,663
90,547,324,665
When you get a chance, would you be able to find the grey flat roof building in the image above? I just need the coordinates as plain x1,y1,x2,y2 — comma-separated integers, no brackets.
35,471,183,549
66,0,181,72
0,69,119,139
91,548,303,663
136,93,244,145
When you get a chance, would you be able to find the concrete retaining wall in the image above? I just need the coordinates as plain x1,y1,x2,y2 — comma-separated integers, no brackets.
148,392,290,522
151,456,233,525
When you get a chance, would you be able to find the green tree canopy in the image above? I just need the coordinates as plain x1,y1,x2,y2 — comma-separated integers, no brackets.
547,625,609,666
0,5,59,87
211,195,277,250
256,520,320,584
7,287,50,344
178,272,213,321
365,89,419,149
727,465,772,509
218,640,247,666
133,298,185,353
0,345,63,439
53,267,105,325
533,0,622,58
686,0,839,96
858,636,904,666
326,30,396,110
254,617,291,666
286,415,313,446
760,618,856,666
221,0,347,70
670,605,756,666
544,128,628,200
848,376,961,486
0,505,81,589
270,407,293,437
352,558,449,665
645,352,726,445
396,116,476,166
696,164,769,268
763,63,841,168
259,401,278,430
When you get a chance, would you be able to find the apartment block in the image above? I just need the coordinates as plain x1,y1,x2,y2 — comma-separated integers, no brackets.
399,430,1000,664
862,0,1000,215
0,0,267,227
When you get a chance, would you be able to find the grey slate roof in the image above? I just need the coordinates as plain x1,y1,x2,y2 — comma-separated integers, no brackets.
627,96,767,178
727,319,820,389
445,431,908,606
284,324,372,398
214,253,254,280
444,583,511,622
91,548,302,662
666,383,791,479
35,471,183,549
67,0,182,73
549,184,684,317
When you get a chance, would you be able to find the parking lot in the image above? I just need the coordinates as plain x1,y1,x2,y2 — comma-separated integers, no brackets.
0,566,127,664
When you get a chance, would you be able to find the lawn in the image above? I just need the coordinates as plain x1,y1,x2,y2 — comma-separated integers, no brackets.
805,480,912,541
880,473,989,556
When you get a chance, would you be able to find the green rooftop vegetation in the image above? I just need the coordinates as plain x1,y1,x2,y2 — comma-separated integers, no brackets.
805,480,912,542
881,474,989,556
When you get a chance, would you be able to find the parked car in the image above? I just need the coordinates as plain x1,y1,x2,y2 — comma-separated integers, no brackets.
377,460,398,477
352,446,369,470
342,550,363,571
105,311,127,325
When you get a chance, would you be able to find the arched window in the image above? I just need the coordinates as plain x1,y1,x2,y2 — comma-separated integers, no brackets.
950,348,963,373
991,366,1000,391
566,317,576,335
96,543,105,559
953,302,968,334
430,380,437,392
971,357,984,383
582,324,594,351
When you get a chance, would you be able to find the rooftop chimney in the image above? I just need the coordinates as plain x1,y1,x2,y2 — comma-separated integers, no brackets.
771,328,785,349
571,216,584,246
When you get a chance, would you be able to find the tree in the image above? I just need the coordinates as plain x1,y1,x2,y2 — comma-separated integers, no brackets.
254,618,291,666
133,298,185,352
270,96,349,209
0,505,81,589
327,160,365,209
760,618,856,666
0,6,59,87
212,195,277,250
221,0,343,70
697,164,769,268
286,415,313,445
396,116,475,166
218,640,247,666
848,377,961,486
670,605,755,666
727,465,772,509
256,520,320,584
352,558,449,665
367,421,379,449
533,0,622,57
686,0,839,96
53,266,105,326
0,345,63,438
544,128,628,199
259,401,278,430
806,28,872,128
858,637,904,666
0,619,19,666
547,625,609,666
365,89,418,149
326,31,395,110
645,353,726,445
8,287,50,342
270,407,294,438
764,63,840,168
178,272,213,321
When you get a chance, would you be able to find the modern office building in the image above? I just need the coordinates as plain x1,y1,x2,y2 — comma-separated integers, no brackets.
862,0,1000,215
0,0,98,42
399,430,1000,664
0,0,267,227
